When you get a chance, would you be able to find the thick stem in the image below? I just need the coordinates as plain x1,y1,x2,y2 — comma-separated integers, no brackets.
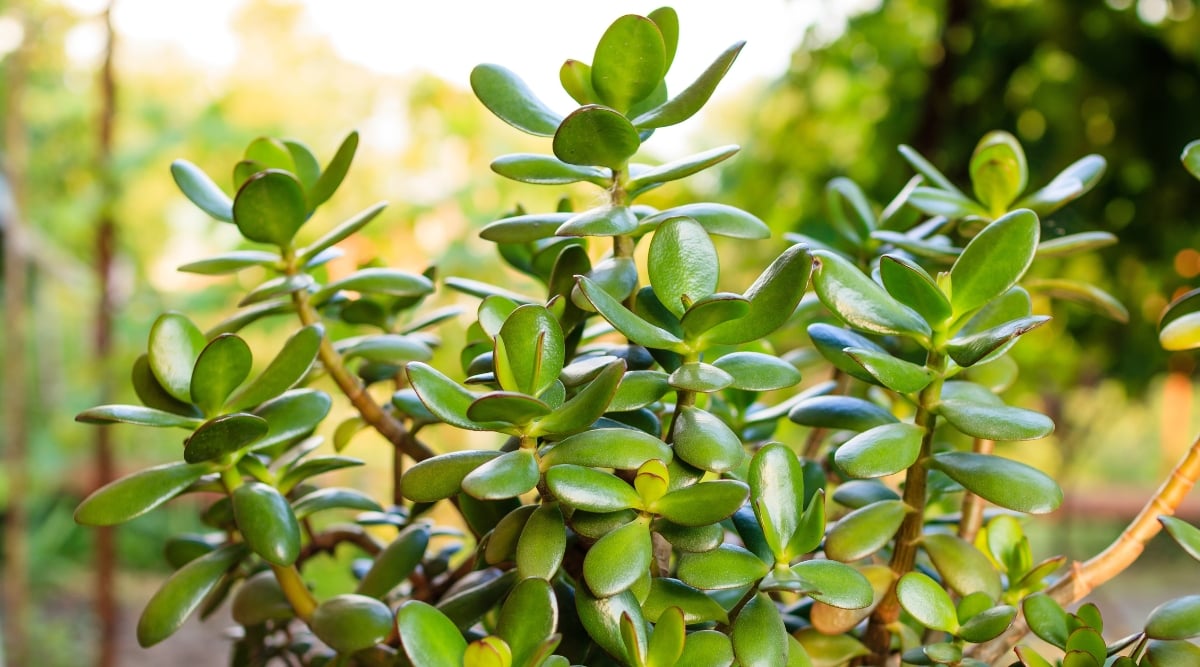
957,438,994,543
270,563,318,622
291,290,433,461
665,390,696,444
864,352,945,662
969,430,1200,663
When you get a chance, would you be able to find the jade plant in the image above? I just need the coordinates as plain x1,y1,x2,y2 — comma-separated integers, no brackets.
73,7,1200,666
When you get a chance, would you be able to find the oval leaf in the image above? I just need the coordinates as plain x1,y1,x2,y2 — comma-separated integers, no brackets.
136,544,247,647
76,461,211,526
834,422,924,479
584,519,651,597
897,572,959,633
553,105,640,170
461,449,539,501
811,250,931,340
233,170,308,247
649,217,719,318
470,64,562,137
949,209,1040,316
930,452,1062,514
232,482,301,566
397,600,468,667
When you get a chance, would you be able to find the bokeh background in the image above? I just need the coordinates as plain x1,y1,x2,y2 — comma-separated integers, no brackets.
3,0,1200,664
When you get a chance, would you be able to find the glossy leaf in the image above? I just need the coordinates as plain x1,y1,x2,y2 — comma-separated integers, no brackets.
636,202,769,240
791,559,873,609
677,544,769,589
712,352,800,392
1018,155,1106,215
461,449,539,500
957,605,1017,643
539,427,670,470
315,267,434,303
232,482,301,566
945,315,1051,367
788,395,897,432
183,413,268,463
407,362,508,431
733,593,787,667
677,631,734,667
922,533,1001,599
553,105,640,169
811,250,931,340
749,443,804,560
795,629,870,667
136,544,247,647
671,405,746,473
232,170,308,246
496,578,558,667
632,41,744,129
401,451,500,502
806,323,888,384
149,312,208,404
908,187,988,219
628,145,738,193
1145,595,1200,640
231,570,293,626
560,59,598,105
591,15,666,112
75,404,202,429
584,519,651,597
471,64,562,137
1145,639,1200,666
76,461,211,526
577,276,685,352
576,587,645,665
937,399,1054,441
899,144,964,196
643,578,728,625
950,209,1040,316
1184,140,1200,179
1159,287,1200,351
466,392,551,426
480,212,572,244
824,500,910,562
171,160,234,222
844,347,933,394
834,422,924,479
652,481,749,527
545,464,641,512
557,205,638,237
517,502,567,580
1035,231,1117,259
879,255,952,326
679,293,750,339
533,360,624,436
897,572,959,633
930,452,1062,514
649,217,719,318
491,153,608,185
1160,515,1200,562
178,250,278,275
356,523,430,599
668,362,733,393
1023,594,1071,648
1026,279,1128,323
291,487,383,518
250,389,332,453
970,131,1027,212
703,244,811,344
310,594,394,655
397,601,468,667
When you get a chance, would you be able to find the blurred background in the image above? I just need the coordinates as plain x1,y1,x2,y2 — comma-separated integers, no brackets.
3,0,1200,664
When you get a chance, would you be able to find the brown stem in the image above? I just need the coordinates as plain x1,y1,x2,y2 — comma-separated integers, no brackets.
864,353,945,662
957,438,994,543
969,430,1200,663
291,290,433,461
299,526,385,561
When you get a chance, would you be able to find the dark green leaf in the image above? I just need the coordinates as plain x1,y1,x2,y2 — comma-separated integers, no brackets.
632,41,745,129
1146,595,1200,640
677,544,769,589
949,209,1040,316
491,153,609,185
733,593,787,667
575,587,645,665
957,605,1017,643
703,245,811,345
591,15,666,113
231,570,293,626
466,392,550,426
811,250,931,340
1160,516,1200,562
292,487,382,518
897,572,959,633
539,427,670,469
834,422,924,479
652,481,749,527
553,105,640,170
75,404,202,429
545,464,642,512
749,443,805,561
232,482,301,566
251,389,332,454
788,395,897,432
183,413,268,463
517,502,567,580
461,450,539,500
945,316,1051,367
649,217,719,318
471,64,563,137
577,276,685,351
495,304,564,397
397,600,468,667
407,362,509,431
937,399,1054,441
190,334,252,414
233,170,308,247
844,347,934,394
178,250,279,275
584,519,651,597
149,312,207,404
76,461,212,526
136,544,247,647
712,351,801,392
826,177,875,244
312,594,394,655
171,160,233,222
534,360,624,436
806,322,888,384
672,405,746,473
824,500,910,562
879,255,952,327
969,131,1027,213
680,293,751,340
930,452,1062,514
628,145,739,193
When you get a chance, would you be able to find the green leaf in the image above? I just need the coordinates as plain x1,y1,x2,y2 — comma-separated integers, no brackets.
733,593,787,667
652,481,749,527
545,464,642,512
539,427,670,469
1018,155,1106,216
636,203,770,240
1034,231,1117,259
237,273,314,307
292,487,383,518
533,360,624,437
643,579,729,625
844,347,934,394
795,629,870,667
245,137,294,173
949,209,1040,316
897,572,959,633
907,187,988,219
397,600,468,667
557,205,638,237
945,316,1051,367
149,312,208,404
649,217,719,318
672,405,746,473
299,201,387,262
591,15,666,113
178,250,279,275
355,523,429,599
788,395,898,432
494,305,565,397
1160,287,1200,351
1023,593,1071,649
577,276,685,352
879,255,952,327
232,482,301,566
677,544,769,589
283,139,319,189
311,594,394,655
1145,639,1200,666
250,389,332,454
584,519,651,597
553,105,640,169
491,153,609,186
75,404,202,429
712,352,801,392
407,362,508,432
922,533,1001,599
170,160,233,222
232,170,308,247
668,362,733,392
703,245,812,345
749,444,805,561
75,461,212,526
1146,595,1200,639
517,502,567,580
1160,516,1200,562
791,560,874,609
811,250,931,340
560,59,598,105
341,333,432,365
826,177,875,244
898,145,965,196
644,606,684,667
190,334,252,414
871,230,962,262
677,631,734,667
496,578,558,667
231,570,293,626
471,64,562,137
183,413,268,463
806,323,887,384
1025,279,1128,323
575,587,645,665
969,131,1027,213
466,392,550,427
930,452,1062,514
834,423,924,479
632,41,745,129
824,499,910,562
937,399,1054,441
1184,140,1200,180
628,145,739,193
480,212,572,244
314,267,434,304
677,293,747,340
461,450,539,501
957,605,1017,643
136,543,247,647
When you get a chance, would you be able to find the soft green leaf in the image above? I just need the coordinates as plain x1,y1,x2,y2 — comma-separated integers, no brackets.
148,312,207,404
791,560,873,610
871,230,962,262
136,544,247,647
1145,639,1200,666
171,160,233,222
560,59,598,105
314,267,434,304
311,594,394,655
342,334,432,365
480,212,573,244
299,202,387,262
945,316,1050,367
461,449,539,500
712,351,801,392
677,544,769,589
733,593,787,667
632,41,744,129
969,131,1027,213
668,361,733,392
824,500,910,562
1184,140,1200,180
1034,231,1117,259
1018,155,1106,215
232,170,308,247
898,145,964,196
636,203,769,239
545,464,642,512
178,250,279,275
75,404,202,429
183,413,268,463
930,452,1062,514
533,359,624,436
75,461,211,526
539,427,670,470
291,487,383,518
250,389,332,454
749,444,805,560
795,629,870,667
652,481,749,527
232,482,301,566
703,245,811,345
680,293,750,340
937,399,1054,441
825,177,875,244
649,217,719,318
628,145,739,193
465,392,550,427
591,15,666,113
553,105,640,169
496,578,558,667
676,630,734,667
844,347,934,394
671,405,746,473
897,572,959,633
495,304,564,397
1160,516,1200,562
811,250,931,340
491,153,609,186
1025,279,1128,323
806,323,888,384
834,422,924,479
397,600,468,667
237,273,313,307
190,334,252,414
949,209,1040,316
517,502,567,580
584,519,652,597
471,64,563,137
788,395,898,432
643,578,729,625
354,524,429,599
907,187,988,219
957,605,1017,643
231,570,293,626
1023,594,1071,649
577,275,685,351
1145,595,1200,640
557,205,638,237
407,362,509,432
922,533,1001,599
879,255,952,327
576,587,645,665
